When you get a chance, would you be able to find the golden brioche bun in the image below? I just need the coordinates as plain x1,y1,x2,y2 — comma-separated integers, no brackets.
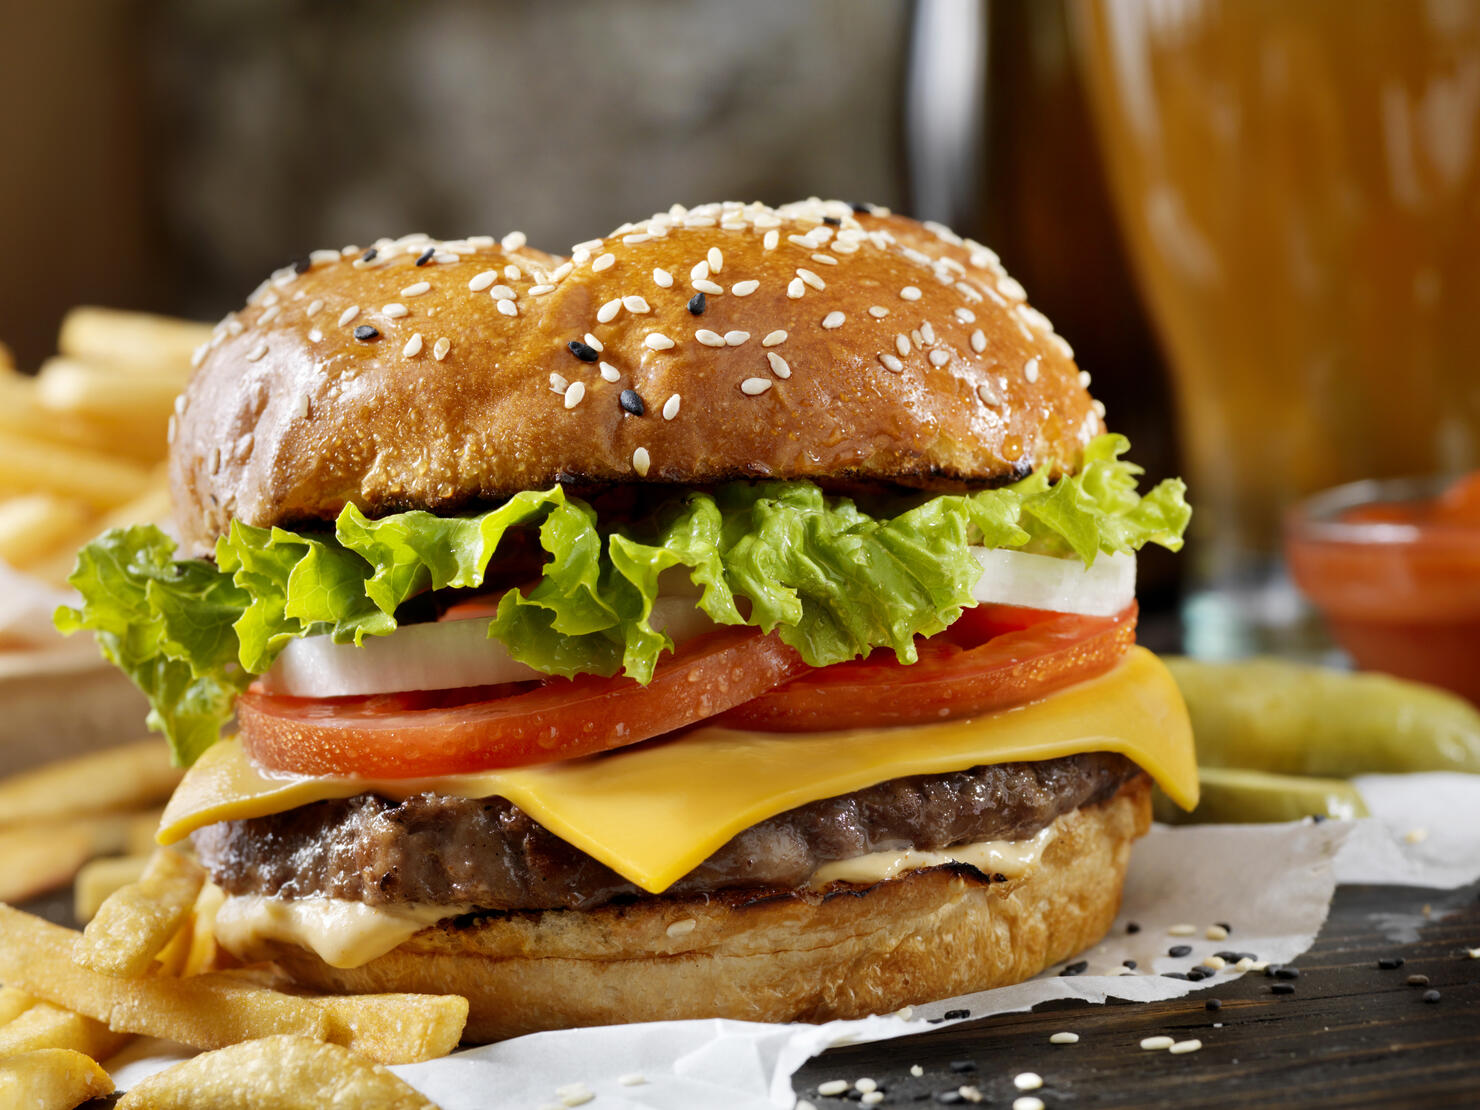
170,199,1098,554
246,777,1149,1042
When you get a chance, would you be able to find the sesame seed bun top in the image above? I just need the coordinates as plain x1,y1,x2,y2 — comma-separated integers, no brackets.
169,198,1101,555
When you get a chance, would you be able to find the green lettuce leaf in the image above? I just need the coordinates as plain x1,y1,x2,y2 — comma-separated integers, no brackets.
56,434,1190,765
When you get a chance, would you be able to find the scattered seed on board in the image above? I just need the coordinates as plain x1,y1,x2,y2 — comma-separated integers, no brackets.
1049,1032,1079,1044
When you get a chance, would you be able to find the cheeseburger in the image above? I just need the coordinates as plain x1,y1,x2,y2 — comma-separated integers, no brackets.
61,199,1195,1041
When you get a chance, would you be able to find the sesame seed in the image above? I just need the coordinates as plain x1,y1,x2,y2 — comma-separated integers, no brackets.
811,253,838,266
433,337,451,360
1013,1073,1042,1091
1059,960,1089,976
1424,988,1443,1002
598,299,622,323
568,340,599,362
767,352,792,379
572,238,603,254
1405,827,1429,844
353,325,379,341
1140,1036,1174,1050
1169,945,1193,958
246,342,268,362
307,328,322,343
955,307,977,323
707,246,723,273
1025,357,1041,383
501,230,527,250
762,330,787,346
338,306,360,327
970,329,987,354
868,305,889,318
592,253,615,273
529,284,556,295
651,268,674,289
692,279,723,295
695,329,725,347
724,330,750,346
584,333,603,352
403,333,424,357
822,311,845,330
623,295,651,314
1169,1040,1202,1055
879,353,903,373
741,377,772,396
691,261,710,283
855,1078,878,1094
550,373,569,393
787,278,805,298
1013,1099,1044,1110
910,1065,925,1078
632,447,652,476
763,230,779,250
1169,924,1198,936
415,247,435,266
732,280,759,296
497,299,518,317
998,275,1027,300
564,381,586,409
358,247,378,263
382,303,409,319
618,1074,646,1087
662,394,681,420
895,334,911,356
258,305,281,325
817,1081,849,1097
1271,982,1296,994
920,322,936,344
489,285,516,302
1049,1032,1079,1045
401,281,431,297
797,268,825,290
599,362,620,382
1203,956,1227,970
929,349,950,367
553,262,573,281
619,388,645,415
898,285,922,301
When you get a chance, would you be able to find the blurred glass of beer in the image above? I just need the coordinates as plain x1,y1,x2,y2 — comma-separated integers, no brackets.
1075,0,1480,654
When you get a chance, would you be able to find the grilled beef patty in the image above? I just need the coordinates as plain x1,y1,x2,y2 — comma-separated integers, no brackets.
194,752,1143,912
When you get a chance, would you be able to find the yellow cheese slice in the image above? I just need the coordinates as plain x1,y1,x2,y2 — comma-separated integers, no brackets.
159,646,1195,893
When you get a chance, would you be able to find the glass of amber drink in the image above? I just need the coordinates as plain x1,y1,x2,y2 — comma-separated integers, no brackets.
1074,0,1480,655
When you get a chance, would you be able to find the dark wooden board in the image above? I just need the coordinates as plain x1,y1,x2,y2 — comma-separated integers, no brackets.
794,881,1480,1108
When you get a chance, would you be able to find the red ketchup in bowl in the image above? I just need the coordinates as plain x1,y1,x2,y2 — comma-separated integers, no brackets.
1286,473,1480,703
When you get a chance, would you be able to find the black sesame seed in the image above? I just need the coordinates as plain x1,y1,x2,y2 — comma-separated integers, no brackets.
353,325,379,341
948,1061,976,1073
850,202,873,213
913,1094,931,1103
1274,966,1300,980
1060,960,1089,977
360,247,378,262
1215,951,1241,962
1378,957,1405,970
1169,945,1193,958
1126,922,1141,934
619,389,645,416
1408,974,1431,986
1423,989,1442,1003
568,340,599,362
845,1090,863,1102
415,246,436,266
1187,967,1213,981
1216,923,1232,933
823,215,842,226
1162,972,1190,981
942,1009,970,1021
292,257,312,275
1238,952,1260,962
1205,998,1223,1011
1123,959,1138,970
688,291,706,315
1271,982,1296,995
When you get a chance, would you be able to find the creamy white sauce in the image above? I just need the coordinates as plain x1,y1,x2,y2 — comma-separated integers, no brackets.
807,825,1056,888
213,895,471,969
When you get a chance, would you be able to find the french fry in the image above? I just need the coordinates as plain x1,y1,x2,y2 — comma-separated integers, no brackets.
115,1035,439,1110
24,478,173,587
0,429,154,508
0,1048,114,1109
0,494,92,569
0,1000,130,1061
57,307,212,373
36,356,182,428
0,988,33,1027
73,855,151,925
182,883,227,978
0,739,181,824
78,849,205,977
0,812,161,904
0,371,166,465
0,906,468,1065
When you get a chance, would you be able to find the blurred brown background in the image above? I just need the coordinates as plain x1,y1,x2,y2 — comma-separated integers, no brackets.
0,0,1182,609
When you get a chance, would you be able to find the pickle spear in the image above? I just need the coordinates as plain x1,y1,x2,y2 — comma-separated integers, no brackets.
1164,657,1480,776
1153,765,1369,825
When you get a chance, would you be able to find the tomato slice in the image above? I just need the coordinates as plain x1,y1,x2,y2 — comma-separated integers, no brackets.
238,627,808,778
717,602,1138,732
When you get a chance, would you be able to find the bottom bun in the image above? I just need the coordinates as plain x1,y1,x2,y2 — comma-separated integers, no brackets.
261,775,1151,1042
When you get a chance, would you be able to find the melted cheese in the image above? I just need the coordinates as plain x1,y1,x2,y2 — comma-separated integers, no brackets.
159,646,1196,894
212,895,464,969
808,825,1056,888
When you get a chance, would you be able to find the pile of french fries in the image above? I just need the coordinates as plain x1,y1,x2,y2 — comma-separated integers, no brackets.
0,745,465,1106
0,307,209,588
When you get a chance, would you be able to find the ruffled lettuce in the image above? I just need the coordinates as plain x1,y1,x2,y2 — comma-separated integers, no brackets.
56,434,1188,764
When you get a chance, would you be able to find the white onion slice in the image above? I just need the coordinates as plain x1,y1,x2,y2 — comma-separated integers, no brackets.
969,548,1136,617
259,596,715,698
